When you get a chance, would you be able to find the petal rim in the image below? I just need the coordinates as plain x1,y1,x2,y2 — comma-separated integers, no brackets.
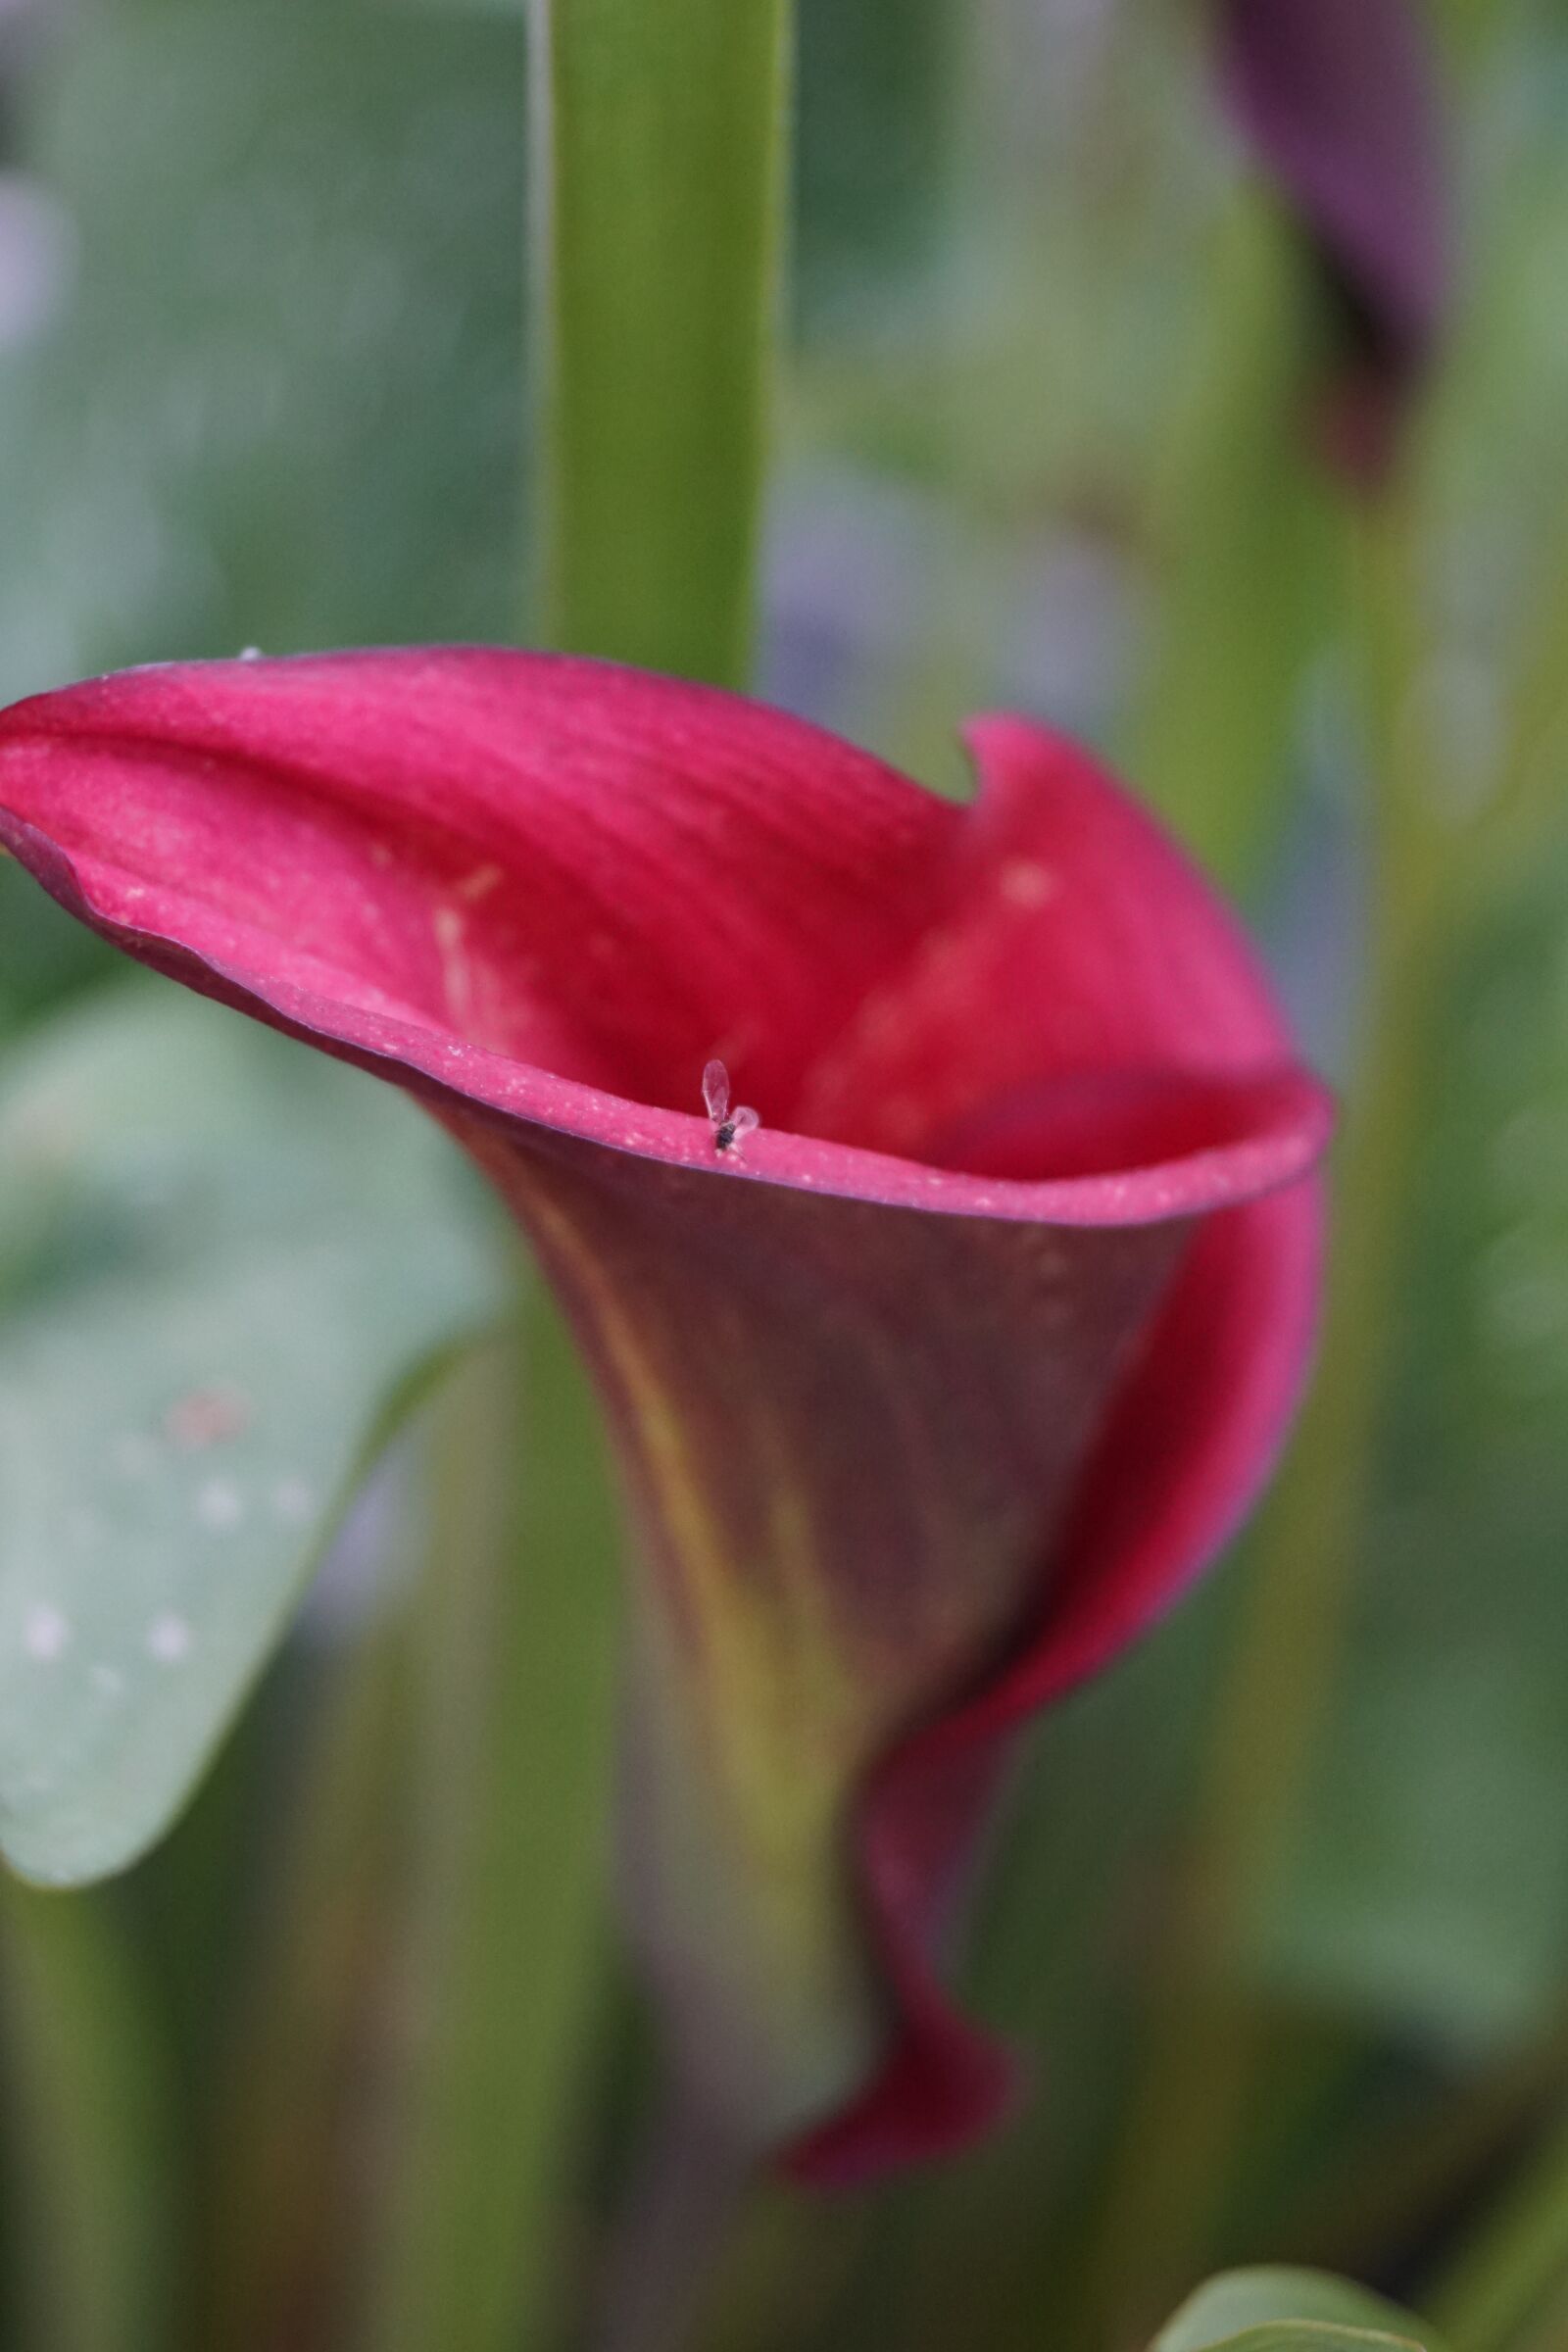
0,660,1334,1233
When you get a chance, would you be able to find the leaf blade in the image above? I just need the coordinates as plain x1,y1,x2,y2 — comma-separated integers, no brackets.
0,984,503,1884
1152,2268,1447,2352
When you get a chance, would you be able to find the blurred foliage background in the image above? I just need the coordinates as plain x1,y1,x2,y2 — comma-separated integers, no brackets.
2,2,1568,2349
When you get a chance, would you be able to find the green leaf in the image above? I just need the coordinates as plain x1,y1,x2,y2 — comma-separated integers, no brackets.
794,0,956,334
1426,2097,1568,2352
0,982,503,1885
0,863,115,1039
1164,2334,1417,2352
0,0,526,703
533,0,790,687
363,1314,621,2352
1152,2268,1446,2352
0,1880,176,2352
1256,830,1568,2049
1191,36,1568,2082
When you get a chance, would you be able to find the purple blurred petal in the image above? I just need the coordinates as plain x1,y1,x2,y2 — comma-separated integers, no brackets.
1217,0,1449,483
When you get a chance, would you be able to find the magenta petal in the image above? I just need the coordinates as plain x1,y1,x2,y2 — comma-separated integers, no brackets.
802,712,1307,1158
0,662,1325,1226
458,1114,1196,2137
788,1179,1324,2180
0,649,956,1125
0,653,1331,2170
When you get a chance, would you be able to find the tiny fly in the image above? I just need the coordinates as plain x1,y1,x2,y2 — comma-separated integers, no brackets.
703,1059,760,1159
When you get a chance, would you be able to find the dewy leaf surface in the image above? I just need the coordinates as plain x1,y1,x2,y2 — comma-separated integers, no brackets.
0,983,501,1885
1152,2267,1446,2352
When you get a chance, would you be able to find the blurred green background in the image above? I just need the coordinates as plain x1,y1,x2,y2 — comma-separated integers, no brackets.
1,2,1568,2349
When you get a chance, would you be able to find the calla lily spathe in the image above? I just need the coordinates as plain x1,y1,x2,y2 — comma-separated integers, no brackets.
0,651,1331,2180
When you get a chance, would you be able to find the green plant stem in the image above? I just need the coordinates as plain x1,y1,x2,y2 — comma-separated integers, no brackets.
1428,2106,1568,2352
529,0,790,689
357,6,795,2333
363,1307,621,2352
1123,192,1332,892
204,1626,410,2352
1075,498,1464,2336
596,2100,761,2352
0,1881,174,2352
1289,2029,1568,2284
526,7,793,2342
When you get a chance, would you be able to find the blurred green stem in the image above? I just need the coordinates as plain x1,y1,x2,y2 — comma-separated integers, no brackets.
1079,498,1463,2329
361,0,796,2326
0,1881,174,2352
1428,2105,1568,2352
205,1627,408,2352
528,5,792,2342
530,0,790,688
1290,2032,1568,2284
596,2100,761,2352
1124,194,1330,892
364,1311,621,2352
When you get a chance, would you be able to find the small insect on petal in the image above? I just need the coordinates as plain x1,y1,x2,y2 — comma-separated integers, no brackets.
702,1060,761,1160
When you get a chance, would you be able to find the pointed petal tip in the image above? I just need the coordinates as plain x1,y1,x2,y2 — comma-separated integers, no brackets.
783,2008,1017,2188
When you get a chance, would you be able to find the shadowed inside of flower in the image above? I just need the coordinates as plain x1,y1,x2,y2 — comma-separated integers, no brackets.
0,651,1332,2183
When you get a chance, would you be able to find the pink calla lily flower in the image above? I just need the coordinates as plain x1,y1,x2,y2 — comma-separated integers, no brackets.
0,651,1331,2180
